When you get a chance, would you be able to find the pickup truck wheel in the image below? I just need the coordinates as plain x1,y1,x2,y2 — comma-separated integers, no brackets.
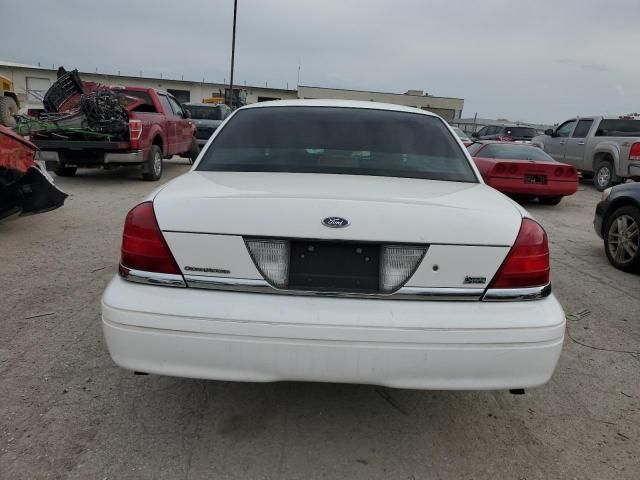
539,195,562,205
142,145,163,181
54,165,77,177
594,160,614,191
0,96,18,127
188,137,200,165
604,206,640,272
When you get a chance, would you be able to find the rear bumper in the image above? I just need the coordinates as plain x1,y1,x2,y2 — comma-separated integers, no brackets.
104,150,144,164
487,178,577,197
101,276,566,390
35,149,144,165
629,162,640,177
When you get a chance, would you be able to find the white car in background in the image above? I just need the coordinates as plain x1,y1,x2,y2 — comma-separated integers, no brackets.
102,100,565,390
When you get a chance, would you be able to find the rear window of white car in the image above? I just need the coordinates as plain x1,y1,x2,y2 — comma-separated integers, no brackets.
197,106,478,183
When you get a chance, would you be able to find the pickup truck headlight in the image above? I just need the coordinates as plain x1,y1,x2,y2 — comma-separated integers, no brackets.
601,187,612,202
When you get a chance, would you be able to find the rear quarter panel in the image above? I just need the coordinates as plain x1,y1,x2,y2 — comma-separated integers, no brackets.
583,116,639,176
128,111,167,157
585,139,623,175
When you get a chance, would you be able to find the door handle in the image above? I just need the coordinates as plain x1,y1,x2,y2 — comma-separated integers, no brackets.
560,141,566,145
577,142,585,145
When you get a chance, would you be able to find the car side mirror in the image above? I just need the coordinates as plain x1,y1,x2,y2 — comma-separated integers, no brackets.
183,110,191,119
471,131,479,138
544,129,554,136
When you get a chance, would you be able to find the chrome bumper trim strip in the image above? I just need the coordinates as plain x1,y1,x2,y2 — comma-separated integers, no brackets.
482,284,551,301
119,267,186,288
183,274,484,301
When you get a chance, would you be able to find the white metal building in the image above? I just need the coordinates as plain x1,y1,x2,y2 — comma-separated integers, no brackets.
0,60,463,119
298,86,463,121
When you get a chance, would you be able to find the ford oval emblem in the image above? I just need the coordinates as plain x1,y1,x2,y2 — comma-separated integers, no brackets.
322,216,350,228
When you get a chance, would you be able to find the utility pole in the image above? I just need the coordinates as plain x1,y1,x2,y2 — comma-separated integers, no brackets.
228,0,238,108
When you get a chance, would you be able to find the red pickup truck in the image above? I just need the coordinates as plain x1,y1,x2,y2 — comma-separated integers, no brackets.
35,87,198,181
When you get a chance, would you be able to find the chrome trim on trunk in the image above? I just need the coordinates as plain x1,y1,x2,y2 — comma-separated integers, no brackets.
183,274,484,301
119,267,186,288
186,275,269,292
396,286,484,301
119,270,551,302
482,284,551,301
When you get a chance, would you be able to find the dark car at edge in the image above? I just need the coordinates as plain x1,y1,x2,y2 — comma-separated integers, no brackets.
594,182,640,272
183,103,232,148
472,124,538,143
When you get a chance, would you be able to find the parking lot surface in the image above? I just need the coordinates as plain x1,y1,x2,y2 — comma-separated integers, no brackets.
1,160,639,479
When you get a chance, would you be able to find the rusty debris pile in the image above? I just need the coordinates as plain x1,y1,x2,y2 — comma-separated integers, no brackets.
16,69,131,141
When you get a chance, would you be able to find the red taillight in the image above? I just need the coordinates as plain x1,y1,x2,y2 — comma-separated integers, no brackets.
120,202,180,274
493,163,519,175
566,167,576,177
629,142,640,161
129,119,143,141
554,167,564,177
489,218,550,289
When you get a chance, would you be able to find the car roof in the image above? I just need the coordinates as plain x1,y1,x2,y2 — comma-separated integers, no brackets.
485,124,536,128
240,99,440,117
567,115,640,119
111,86,150,92
183,102,225,107
472,140,537,146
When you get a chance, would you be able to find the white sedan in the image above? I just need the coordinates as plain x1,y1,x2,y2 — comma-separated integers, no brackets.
102,100,565,390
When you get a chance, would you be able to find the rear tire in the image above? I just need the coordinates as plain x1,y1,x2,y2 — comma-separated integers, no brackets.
539,195,562,205
594,160,614,191
0,96,18,127
142,145,163,181
604,205,640,272
188,136,199,165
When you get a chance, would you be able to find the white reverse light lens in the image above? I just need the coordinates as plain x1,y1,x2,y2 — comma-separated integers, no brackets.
245,239,290,288
380,245,426,292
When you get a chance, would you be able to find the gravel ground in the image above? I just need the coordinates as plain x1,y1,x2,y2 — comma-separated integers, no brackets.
1,160,638,479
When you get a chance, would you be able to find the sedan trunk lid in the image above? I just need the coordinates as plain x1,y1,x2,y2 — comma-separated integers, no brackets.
154,171,522,245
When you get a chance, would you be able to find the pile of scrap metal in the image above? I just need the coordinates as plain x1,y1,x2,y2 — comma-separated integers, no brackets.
0,125,67,222
15,68,131,141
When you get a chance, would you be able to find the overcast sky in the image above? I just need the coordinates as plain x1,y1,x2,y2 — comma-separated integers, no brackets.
1,0,639,123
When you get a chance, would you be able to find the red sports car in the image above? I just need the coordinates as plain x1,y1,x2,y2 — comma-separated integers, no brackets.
467,141,578,205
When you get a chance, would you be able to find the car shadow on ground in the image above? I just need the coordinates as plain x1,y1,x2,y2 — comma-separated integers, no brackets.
46,157,192,184
113,373,540,463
